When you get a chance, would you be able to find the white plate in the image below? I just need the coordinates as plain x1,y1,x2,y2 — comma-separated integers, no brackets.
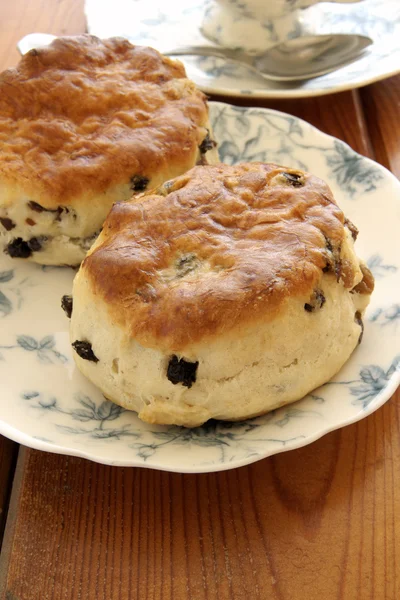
85,0,400,99
0,102,399,473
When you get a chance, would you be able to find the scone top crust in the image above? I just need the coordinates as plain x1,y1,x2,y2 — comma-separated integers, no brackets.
0,35,209,207
82,163,362,352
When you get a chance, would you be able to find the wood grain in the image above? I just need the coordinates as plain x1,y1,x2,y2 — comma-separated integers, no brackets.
359,76,400,176
0,438,18,548
0,0,86,71
0,0,399,598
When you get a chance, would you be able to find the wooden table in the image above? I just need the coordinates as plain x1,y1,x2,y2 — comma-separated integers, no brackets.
0,2,399,598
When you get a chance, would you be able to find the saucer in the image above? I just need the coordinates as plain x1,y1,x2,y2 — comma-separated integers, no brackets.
84,0,400,98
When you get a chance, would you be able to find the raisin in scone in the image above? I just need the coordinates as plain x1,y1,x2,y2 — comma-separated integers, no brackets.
0,35,218,266
67,163,374,427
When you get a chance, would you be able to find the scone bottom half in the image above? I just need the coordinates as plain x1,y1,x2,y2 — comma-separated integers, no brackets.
0,35,218,266
67,163,374,428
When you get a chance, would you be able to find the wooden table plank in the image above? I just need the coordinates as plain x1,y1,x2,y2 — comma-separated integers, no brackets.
0,437,18,547
359,76,400,176
0,0,86,71
0,392,399,600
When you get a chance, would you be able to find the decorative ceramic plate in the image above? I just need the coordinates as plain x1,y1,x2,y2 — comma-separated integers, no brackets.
0,102,399,473
84,0,400,99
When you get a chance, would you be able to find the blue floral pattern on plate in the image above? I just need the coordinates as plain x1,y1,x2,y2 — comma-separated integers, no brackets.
211,104,384,196
84,0,400,99
0,268,34,318
0,102,399,473
0,335,68,364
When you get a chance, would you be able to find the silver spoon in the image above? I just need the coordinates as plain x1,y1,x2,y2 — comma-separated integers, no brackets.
165,34,372,82
17,33,372,83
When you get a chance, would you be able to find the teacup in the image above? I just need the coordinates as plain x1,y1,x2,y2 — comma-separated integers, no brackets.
201,0,362,51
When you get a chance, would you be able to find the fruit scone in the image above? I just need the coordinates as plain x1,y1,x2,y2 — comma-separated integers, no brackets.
0,35,218,265
65,163,374,428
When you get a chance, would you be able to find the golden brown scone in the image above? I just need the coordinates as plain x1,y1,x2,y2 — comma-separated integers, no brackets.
68,163,374,427
0,35,218,265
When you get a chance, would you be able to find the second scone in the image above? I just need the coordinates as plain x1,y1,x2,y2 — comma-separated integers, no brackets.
67,163,374,427
0,35,218,265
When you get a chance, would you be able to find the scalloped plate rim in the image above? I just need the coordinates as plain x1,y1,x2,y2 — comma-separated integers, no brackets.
211,102,400,186
0,370,399,472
